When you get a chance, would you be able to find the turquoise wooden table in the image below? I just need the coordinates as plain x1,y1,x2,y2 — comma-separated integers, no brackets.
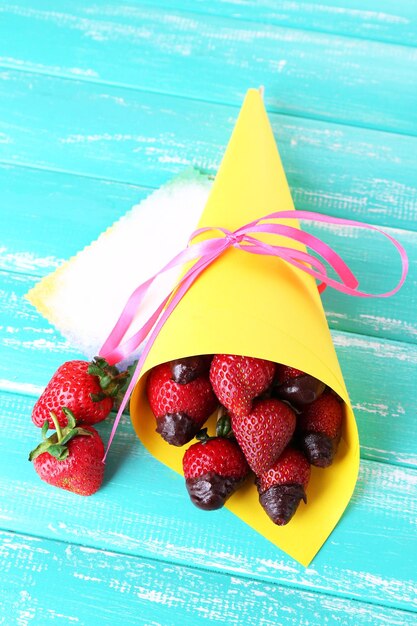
1,2,417,624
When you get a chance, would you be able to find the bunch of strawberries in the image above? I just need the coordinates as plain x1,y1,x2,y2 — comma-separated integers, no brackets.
29,358,132,495
146,354,343,525
29,352,342,527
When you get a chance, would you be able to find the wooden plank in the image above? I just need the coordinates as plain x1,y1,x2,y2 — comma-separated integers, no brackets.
1,388,416,612
143,0,417,47
2,531,416,626
0,4,417,135
0,164,147,276
1,76,417,234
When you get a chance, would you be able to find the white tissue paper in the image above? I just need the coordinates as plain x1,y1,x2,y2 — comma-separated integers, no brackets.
27,170,212,365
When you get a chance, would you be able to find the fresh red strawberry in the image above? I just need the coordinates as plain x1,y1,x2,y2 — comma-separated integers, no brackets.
32,358,130,429
29,408,104,496
182,416,250,510
274,364,326,409
146,362,218,446
298,392,343,467
209,354,275,417
231,398,296,475
170,355,212,385
256,447,310,525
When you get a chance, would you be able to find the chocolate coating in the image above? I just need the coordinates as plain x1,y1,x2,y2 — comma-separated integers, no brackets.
156,412,199,446
301,431,339,467
258,483,307,525
170,356,211,385
274,374,326,408
185,473,246,510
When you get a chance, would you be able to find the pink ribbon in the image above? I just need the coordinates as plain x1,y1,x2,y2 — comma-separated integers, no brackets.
99,210,408,461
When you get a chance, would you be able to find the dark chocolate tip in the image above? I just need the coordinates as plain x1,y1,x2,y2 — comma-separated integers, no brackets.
258,483,306,525
185,473,246,510
301,431,339,467
156,412,199,446
274,374,326,408
170,356,211,385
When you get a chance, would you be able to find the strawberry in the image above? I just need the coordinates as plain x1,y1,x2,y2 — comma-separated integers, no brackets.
146,362,218,446
32,357,130,429
274,364,326,409
209,354,275,417
298,392,343,467
29,408,104,496
256,447,310,525
231,398,296,475
170,355,212,385
182,416,250,510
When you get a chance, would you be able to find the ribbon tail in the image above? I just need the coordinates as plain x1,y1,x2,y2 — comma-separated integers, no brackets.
102,242,229,460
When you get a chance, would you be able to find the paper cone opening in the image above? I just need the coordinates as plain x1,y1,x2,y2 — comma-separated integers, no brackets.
130,89,360,566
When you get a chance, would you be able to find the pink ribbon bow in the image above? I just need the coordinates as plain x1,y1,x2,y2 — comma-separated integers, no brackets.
99,210,408,461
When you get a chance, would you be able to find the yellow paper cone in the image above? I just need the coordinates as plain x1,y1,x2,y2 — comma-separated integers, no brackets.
130,88,360,566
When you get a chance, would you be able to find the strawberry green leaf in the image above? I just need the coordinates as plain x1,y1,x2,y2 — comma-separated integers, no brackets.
41,421,49,440
28,440,53,461
29,412,93,463
216,412,232,438
86,364,103,377
90,392,107,402
47,444,69,461
88,357,130,401
62,407,77,429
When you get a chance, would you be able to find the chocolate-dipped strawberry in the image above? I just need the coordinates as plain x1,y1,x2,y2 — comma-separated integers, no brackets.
256,447,310,525
298,391,343,467
182,417,250,510
146,362,218,446
170,355,212,385
273,364,326,409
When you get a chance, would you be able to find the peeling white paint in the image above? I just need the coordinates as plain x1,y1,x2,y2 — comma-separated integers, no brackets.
0,247,63,273
0,379,44,396
353,402,389,417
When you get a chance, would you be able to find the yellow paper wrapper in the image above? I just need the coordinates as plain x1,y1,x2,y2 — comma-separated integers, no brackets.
130,88,360,567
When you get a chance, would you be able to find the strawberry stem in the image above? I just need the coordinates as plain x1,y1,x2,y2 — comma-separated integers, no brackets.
195,428,210,443
50,411,63,442
29,408,93,463
216,409,232,438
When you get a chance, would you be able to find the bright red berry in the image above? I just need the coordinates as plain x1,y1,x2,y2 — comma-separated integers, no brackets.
298,392,343,467
146,362,218,446
256,447,310,525
257,447,311,493
209,354,275,417
32,358,129,428
231,398,296,475
29,408,105,496
183,434,250,510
